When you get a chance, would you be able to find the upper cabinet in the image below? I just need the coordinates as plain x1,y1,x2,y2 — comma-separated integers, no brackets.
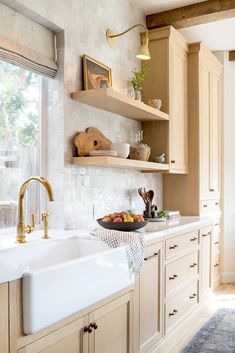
143,26,188,174
163,42,222,215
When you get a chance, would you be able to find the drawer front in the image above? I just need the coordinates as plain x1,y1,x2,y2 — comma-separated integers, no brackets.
165,230,199,259
166,251,198,295
213,253,220,278
165,280,198,332
201,199,220,213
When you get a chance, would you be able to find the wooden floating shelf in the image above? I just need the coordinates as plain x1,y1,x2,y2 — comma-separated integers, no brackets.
72,156,169,172
71,88,169,122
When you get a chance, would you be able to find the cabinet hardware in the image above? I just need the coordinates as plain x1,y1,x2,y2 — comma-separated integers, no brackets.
202,232,210,237
90,322,98,330
210,188,215,192
171,160,176,164
169,244,178,250
214,241,219,245
215,223,219,226
169,274,178,280
84,325,92,333
215,202,219,206
190,237,198,242
203,204,208,208
190,263,197,268
169,309,178,316
144,252,159,261
214,263,219,268
189,293,197,299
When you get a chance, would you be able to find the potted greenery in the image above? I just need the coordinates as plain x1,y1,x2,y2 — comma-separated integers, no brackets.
129,66,149,101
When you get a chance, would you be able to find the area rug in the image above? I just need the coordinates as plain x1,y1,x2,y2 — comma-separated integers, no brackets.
181,308,235,353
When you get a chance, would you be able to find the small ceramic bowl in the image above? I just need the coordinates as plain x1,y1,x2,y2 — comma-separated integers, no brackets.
148,99,162,110
111,143,130,158
153,154,165,163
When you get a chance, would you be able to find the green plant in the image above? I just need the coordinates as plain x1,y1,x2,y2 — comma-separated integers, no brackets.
157,210,166,218
129,66,149,91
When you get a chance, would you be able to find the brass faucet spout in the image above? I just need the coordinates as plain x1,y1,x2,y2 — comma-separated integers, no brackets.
16,176,54,243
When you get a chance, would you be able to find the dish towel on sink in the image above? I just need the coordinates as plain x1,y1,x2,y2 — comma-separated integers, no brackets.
91,228,144,275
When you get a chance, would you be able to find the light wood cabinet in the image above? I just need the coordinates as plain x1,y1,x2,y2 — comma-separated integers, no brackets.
143,26,188,174
0,283,9,353
17,292,133,353
164,42,222,215
18,316,88,353
200,226,212,299
137,243,163,353
88,292,133,353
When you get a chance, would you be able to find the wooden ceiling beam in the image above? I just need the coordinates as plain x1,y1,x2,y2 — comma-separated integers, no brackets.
146,0,235,30
229,50,235,60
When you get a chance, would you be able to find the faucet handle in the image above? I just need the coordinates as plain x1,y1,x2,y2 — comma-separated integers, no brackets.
25,214,35,234
42,211,50,239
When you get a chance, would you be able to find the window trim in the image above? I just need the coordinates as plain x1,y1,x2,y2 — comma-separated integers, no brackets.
0,73,47,235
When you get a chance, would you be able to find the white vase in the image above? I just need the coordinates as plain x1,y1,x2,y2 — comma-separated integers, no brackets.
134,89,142,101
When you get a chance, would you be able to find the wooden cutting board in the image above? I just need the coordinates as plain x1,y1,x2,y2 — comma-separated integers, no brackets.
73,127,111,157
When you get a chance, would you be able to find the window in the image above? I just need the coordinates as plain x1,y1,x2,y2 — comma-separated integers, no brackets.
0,60,44,229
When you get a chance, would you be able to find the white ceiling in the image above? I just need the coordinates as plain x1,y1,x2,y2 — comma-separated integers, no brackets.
179,18,235,51
132,0,207,15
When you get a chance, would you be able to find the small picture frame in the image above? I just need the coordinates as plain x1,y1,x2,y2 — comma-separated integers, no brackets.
83,54,112,90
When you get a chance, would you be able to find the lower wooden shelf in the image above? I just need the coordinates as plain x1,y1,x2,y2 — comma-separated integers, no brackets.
72,156,169,172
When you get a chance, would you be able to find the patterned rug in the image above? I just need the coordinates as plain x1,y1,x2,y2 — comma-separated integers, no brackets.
181,308,235,353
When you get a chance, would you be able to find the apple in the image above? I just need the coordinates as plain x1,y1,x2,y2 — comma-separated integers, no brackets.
133,215,141,222
102,216,112,222
113,216,123,222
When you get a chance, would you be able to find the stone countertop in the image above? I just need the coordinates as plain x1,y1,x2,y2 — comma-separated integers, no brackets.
0,216,214,284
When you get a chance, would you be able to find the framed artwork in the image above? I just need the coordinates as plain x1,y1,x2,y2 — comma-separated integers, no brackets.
83,54,112,90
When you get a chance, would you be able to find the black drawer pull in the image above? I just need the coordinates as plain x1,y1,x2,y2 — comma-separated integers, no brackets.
190,237,197,242
203,204,208,208
214,263,219,268
202,232,211,237
169,244,178,250
169,309,178,316
190,263,197,268
144,252,159,261
215,202,219,206
214,241,219,245
215,223,219,226
189,293,197,299
171,160,176,164
169,274,178,280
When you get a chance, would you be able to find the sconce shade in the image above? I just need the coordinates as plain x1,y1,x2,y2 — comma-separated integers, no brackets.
106,24,151,61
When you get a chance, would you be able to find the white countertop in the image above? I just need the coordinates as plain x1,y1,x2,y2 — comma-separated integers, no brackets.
0,216,214,284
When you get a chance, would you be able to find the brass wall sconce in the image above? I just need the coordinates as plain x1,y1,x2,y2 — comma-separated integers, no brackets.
106,24,151,60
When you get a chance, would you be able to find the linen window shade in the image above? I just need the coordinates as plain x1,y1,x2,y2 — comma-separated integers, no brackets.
0,2,57,77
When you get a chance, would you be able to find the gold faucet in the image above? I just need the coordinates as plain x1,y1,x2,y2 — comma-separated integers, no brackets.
16,176,54,243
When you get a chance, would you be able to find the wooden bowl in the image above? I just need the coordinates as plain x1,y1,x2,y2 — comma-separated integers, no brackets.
96,219,149,232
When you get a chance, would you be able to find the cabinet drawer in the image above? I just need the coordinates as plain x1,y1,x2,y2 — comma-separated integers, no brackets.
213,253,220,278
201,199,220,213
165,280,198,332
166,251,198,295
165,230,199,259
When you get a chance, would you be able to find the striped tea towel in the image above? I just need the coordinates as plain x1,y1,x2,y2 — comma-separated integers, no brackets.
91,228,144,275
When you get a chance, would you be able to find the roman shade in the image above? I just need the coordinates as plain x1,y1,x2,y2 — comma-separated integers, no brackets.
0,2,57,77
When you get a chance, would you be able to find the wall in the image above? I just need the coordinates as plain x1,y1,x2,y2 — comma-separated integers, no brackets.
5,0,163,229
214,51,235,283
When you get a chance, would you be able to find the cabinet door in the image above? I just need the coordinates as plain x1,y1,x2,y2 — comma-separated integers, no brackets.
200,62,211,199
0,283,8,353
169,42,188,173
200,227,212,299
200,63,221,199
209,70,220,195
138,243,162,353
18,316,88,353
88,292,133,353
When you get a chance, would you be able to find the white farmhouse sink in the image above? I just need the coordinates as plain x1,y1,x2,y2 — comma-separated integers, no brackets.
0,236,133,334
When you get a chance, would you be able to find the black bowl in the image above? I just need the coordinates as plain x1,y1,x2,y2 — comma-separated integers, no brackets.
96,218,149,232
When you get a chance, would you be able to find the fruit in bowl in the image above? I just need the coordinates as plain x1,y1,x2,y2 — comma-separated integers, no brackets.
97,211,148,231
